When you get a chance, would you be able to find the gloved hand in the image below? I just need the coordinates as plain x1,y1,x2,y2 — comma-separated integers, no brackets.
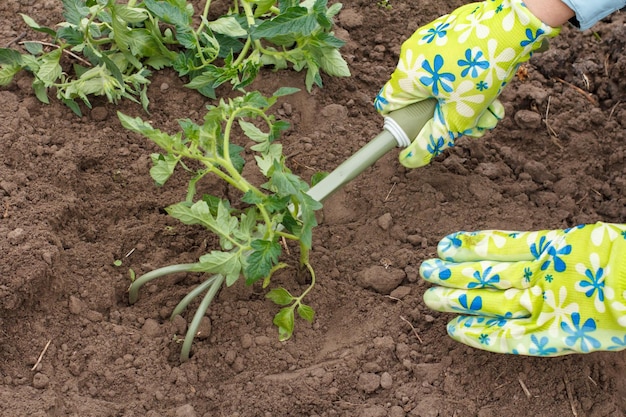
420,222,626,356
375,0,559,168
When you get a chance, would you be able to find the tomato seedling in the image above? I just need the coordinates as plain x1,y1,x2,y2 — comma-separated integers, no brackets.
119,88,321,361
0,0,349,115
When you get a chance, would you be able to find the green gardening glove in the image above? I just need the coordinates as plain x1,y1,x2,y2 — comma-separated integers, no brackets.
374,0,559,168
420,223,626,356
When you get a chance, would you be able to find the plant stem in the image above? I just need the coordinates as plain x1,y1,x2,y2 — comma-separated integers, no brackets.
180,274,224,362
240,0,266,56
171,275,217,318
197,0,213,33
128,263,206,304
297,262,316,301
232,38,252,67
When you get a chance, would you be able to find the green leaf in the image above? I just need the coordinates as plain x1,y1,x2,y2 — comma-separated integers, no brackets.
297,303,315,323
20,54,40,71
273,87,300,98
241,190,263,205
149,153,179,185
214,33,245,58
280,210,300,235
218,142,245,174
312,0,332,29
144,0,192,27
296,191,322,249
252,7,318,40
201,194,228,216
304,59,321,91
185,65,237,90
198,250,242,286
314,32,346,48
167,201,238,249
252,0,276,16
326,2,343,18
235,207,259,240
266,288,294,306
266,160,301,196
62,0,90,25
22,42,43,55
85,46,125,87
269,120,290,142
36,49,62,86
112,4,148,23
245,239,281,284
255,143,283,175
273,306,295,341
208,16,247,37
0,48,24,65
318,48,350,77
262,194,291,213
32,80,50,103
0,64,22,86
57,26,85,46
260,51,288,70
20,14,57,37
118,112,182,150
239,120,268,143
62,98,82,116
310,171,328,186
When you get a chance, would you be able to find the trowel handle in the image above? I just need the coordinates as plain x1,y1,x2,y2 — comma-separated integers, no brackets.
305,99,437,203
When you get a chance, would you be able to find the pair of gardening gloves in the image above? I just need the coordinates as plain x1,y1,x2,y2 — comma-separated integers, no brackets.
376,0,626,356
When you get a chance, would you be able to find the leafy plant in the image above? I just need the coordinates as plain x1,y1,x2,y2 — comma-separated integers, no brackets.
0,0,350,115
118,88,322,361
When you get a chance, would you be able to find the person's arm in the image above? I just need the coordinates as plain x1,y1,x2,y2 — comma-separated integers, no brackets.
540,0,626,30
524,0,575,27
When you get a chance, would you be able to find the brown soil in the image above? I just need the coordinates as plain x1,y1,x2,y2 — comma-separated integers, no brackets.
2,1,626,416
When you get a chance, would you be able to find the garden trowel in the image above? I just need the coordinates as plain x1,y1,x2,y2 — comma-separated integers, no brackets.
305,99,436,203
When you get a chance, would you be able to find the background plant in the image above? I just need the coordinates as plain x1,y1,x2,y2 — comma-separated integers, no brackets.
119,88,323,361
0,0,349,115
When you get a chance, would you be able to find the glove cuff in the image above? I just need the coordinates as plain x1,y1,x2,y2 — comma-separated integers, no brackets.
487,0,560,74
607,225,626,327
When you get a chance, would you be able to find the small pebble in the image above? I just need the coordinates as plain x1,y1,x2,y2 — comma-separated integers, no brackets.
377,213,393,231
357,372,380,393
68,296,84,315
380,372,393,389
32,373,49,389
194,316,211,340
513,109,542,129
142,318,161,337
90,106,108,121
241,334,253,349
174,404,197,417
7,228,25,245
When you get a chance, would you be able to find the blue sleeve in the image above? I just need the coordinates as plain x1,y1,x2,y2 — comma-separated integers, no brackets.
560,0,626,30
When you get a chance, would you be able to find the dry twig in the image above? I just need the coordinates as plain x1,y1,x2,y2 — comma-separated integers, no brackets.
587,375,598,386
608,100,622,121
543,96,562,150
563,376,579,416
19,40,93,67
554,77,598,106
5,32,26,48
400,315,423,344
384,182,396,202
518,377,531,399
31,339,52,371
281,236,290,255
